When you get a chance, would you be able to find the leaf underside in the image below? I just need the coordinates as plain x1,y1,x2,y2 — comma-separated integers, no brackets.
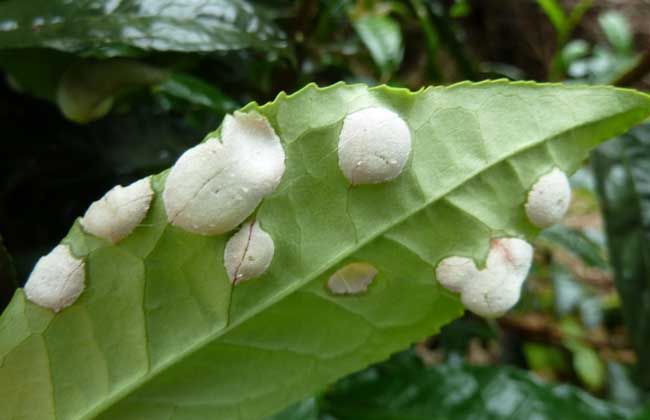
1,81,649,420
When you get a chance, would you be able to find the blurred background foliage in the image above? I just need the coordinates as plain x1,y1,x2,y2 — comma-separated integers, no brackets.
1,0,649,418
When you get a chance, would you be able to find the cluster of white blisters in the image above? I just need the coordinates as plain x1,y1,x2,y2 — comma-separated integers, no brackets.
25,111,287,312
163,111,285,283
80,177,154,243
22,108,573,312
435,168,572,317
338,107,412,185
24,245,86,312
24,177,155,311
436,238,533,317
163,111,286,235
327,262,378,295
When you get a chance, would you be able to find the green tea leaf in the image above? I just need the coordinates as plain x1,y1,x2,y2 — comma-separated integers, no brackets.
566,340,606,391
353,15,404,77
598,11,634,55
0,0,287,56
56,58,169,123
536,0,568,35
154,73,239,114
593,123,650,390
323,350,630,420
1,81,649,419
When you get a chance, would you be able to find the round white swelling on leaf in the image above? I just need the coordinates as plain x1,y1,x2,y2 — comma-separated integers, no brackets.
164,111,285,235
79,177,154,243
224,220,275,284
435,238,533,317
435,256,476,293
24,245,85,312
525,168,572,228
338,107,411,185
327,262,378,295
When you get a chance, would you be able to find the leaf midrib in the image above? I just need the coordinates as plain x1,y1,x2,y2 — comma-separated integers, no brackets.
78,99,647,420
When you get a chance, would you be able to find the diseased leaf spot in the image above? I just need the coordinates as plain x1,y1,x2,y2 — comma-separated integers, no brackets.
224,220,275,284
24,245,85,312
525,168,571,228
327,262,378,295
79,177,154,243
163,111,286,235
435,238,533,317
338,107,411,185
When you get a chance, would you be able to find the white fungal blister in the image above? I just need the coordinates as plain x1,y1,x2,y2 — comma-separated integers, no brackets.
327,262,378,295
224,220,275,284
80,177,154,243
525,168,571,228
164,111,285,235
435,238,533,317
338,107,412,185
24,245,85,312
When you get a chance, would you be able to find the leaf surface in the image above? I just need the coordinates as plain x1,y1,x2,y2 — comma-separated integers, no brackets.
1,81,649,420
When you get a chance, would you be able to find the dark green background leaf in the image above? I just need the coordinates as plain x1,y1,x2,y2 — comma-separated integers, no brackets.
322,351,631,420
0,0,288,56
593,123,650,390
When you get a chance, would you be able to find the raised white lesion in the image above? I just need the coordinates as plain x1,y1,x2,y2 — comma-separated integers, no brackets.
224,220,275,284
338,107,412,185
525,168,571,228
80,177,154,243
435,237,533,317
327,262,378,295
24,244,86,312
163,111,286,235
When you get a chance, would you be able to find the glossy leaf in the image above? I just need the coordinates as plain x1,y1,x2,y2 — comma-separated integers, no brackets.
0,0,287,56
322,351,631,420
1,81,649,420
593,123,650,389
154,73,239,114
